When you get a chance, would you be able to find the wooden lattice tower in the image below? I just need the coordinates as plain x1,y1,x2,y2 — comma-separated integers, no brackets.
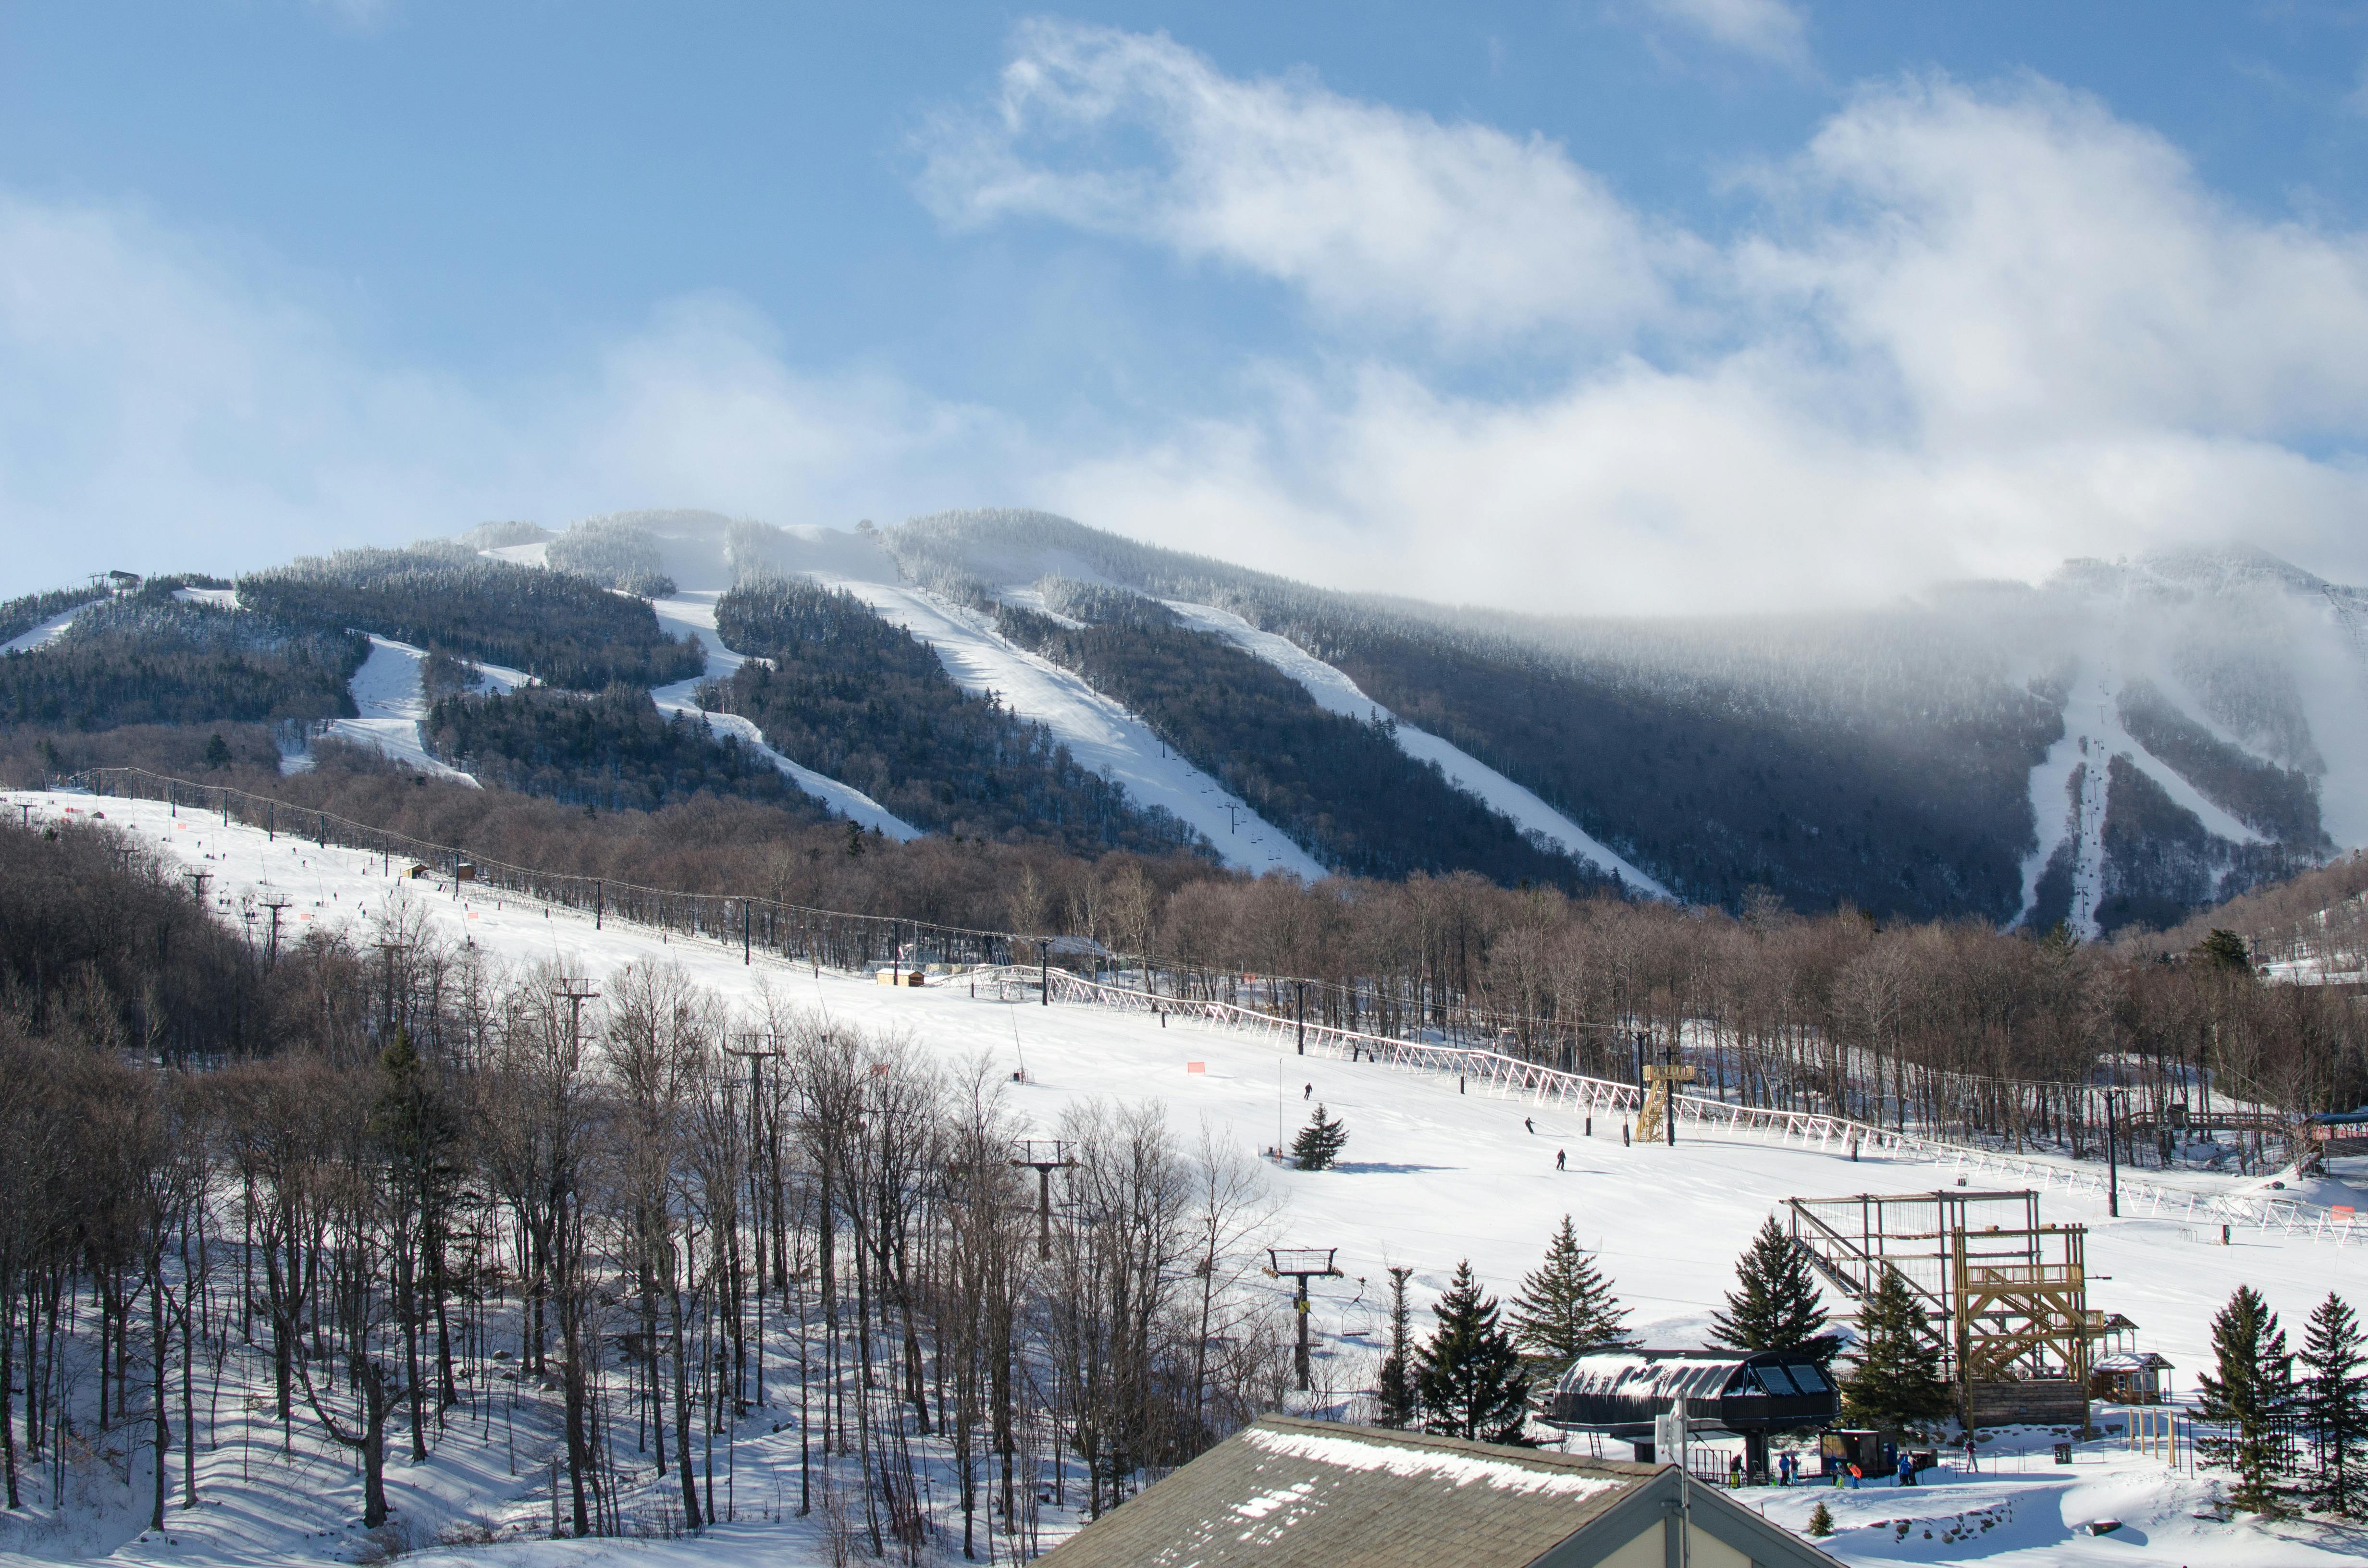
1635,1048,1696,1143
1785,1189,2101,1430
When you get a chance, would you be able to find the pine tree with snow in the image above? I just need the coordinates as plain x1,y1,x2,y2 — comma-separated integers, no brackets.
1839,1265,1953,1434
1416,1260,1530,1443
1708,1216,1830,1362
2302,1291,2368,1517
1508,1216,1630,1377
1376,1266,1417,1429
1291,1104,1348,1171
1806,1501,1834,1537
2197,1285,2297,1513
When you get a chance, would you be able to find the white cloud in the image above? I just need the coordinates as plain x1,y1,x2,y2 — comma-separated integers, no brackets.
918,41,2368,614
0,196,1015,595
916,21,1671,347
1635,0,1812,71
13,38,2368,623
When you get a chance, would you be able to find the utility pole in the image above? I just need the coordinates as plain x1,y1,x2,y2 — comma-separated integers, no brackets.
1011,1139,1076,1262
2105,1088,2122,1218
1265,1247,1344,1394
1296,981,1306,1055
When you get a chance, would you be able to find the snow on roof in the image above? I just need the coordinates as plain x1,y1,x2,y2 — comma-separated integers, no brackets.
1240,1424,1623,1500
1554,1350,1747,1402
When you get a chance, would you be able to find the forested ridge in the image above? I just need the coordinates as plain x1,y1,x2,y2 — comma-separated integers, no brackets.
994,586,1597,890
714,575,1207,859
892,509,2061,919
0,586,365,732
237,548,703,691
425,684,831,818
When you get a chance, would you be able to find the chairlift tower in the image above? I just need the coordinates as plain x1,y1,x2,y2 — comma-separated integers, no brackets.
1265,1246,1344,1393
1010,1138,1076,1261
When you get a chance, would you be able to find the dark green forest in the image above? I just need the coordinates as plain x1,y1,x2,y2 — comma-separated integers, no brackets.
715,576,1207,858
995,589,1598,889
0,587,365,732
426,683,829,817
238,548,702,690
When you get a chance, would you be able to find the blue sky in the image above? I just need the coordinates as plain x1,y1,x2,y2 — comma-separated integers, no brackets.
8,1,2368,612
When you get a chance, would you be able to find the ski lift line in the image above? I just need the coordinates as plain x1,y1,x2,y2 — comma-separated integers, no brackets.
1019,965,2362,1246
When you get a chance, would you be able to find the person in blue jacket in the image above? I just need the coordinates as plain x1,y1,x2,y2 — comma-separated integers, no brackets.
1897,1451,1916,1487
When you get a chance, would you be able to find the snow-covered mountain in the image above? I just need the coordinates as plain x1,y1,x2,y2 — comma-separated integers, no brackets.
10,513,2364,931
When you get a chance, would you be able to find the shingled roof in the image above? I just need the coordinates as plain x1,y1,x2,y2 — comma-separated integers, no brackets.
1039,1416,1845,1568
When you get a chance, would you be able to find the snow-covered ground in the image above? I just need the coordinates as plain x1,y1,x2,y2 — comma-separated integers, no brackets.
10,789,2368,1567
477,543,550,568
283,637,484,786
1162,601,1671,896
809,576,1327,878
645,593,920,840
2,607,88,655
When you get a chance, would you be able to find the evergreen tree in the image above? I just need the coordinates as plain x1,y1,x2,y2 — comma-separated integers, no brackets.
2194,928,2254,973
2196,1285,2296,1514
1708,1216,1830,1363
203,732,231,769
1291,1104,1349,1171
1508,1216,1631,1377
1376,1266,1417,1429
1806,1501,1834,1538
1839,1265,1953,1433
1415,1260,1530,1443
2300,1292,2366,1516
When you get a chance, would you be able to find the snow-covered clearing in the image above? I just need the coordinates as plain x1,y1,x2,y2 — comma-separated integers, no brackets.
8,788,2366,1564
476,544,549,568
645,593,920,840
281,638,482,787
1162,601,1671,896
808,576,1326,879
2,609,86,655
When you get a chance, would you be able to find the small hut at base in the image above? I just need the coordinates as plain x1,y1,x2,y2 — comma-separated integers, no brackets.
1038,1416,1844,1568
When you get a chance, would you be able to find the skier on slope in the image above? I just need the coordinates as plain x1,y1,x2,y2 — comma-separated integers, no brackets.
1524,1116,1535,1134
1304,1082,1313,1100
1555,1149,1566,1171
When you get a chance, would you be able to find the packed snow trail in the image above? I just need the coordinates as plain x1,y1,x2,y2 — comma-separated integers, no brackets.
2017,632,2267,936
1163,600,1671,896
1,606,86,654
646,592,921,840
15,786,2368,1567
284,636,485,786
808,576,1327,878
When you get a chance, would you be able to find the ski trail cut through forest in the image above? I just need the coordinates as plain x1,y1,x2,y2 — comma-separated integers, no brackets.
1161,600,1672,897
288,635,487,788
2017,606,2267,937
647,591,922,841
806,574,1328,878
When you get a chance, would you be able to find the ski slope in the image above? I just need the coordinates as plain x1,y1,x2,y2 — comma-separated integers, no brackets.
284,636,485,786
11,786,2368,1566
1163,601,1672,896
1,607,86,654
809,575,1327,879
646,592,920,840
2017,634,2268,937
